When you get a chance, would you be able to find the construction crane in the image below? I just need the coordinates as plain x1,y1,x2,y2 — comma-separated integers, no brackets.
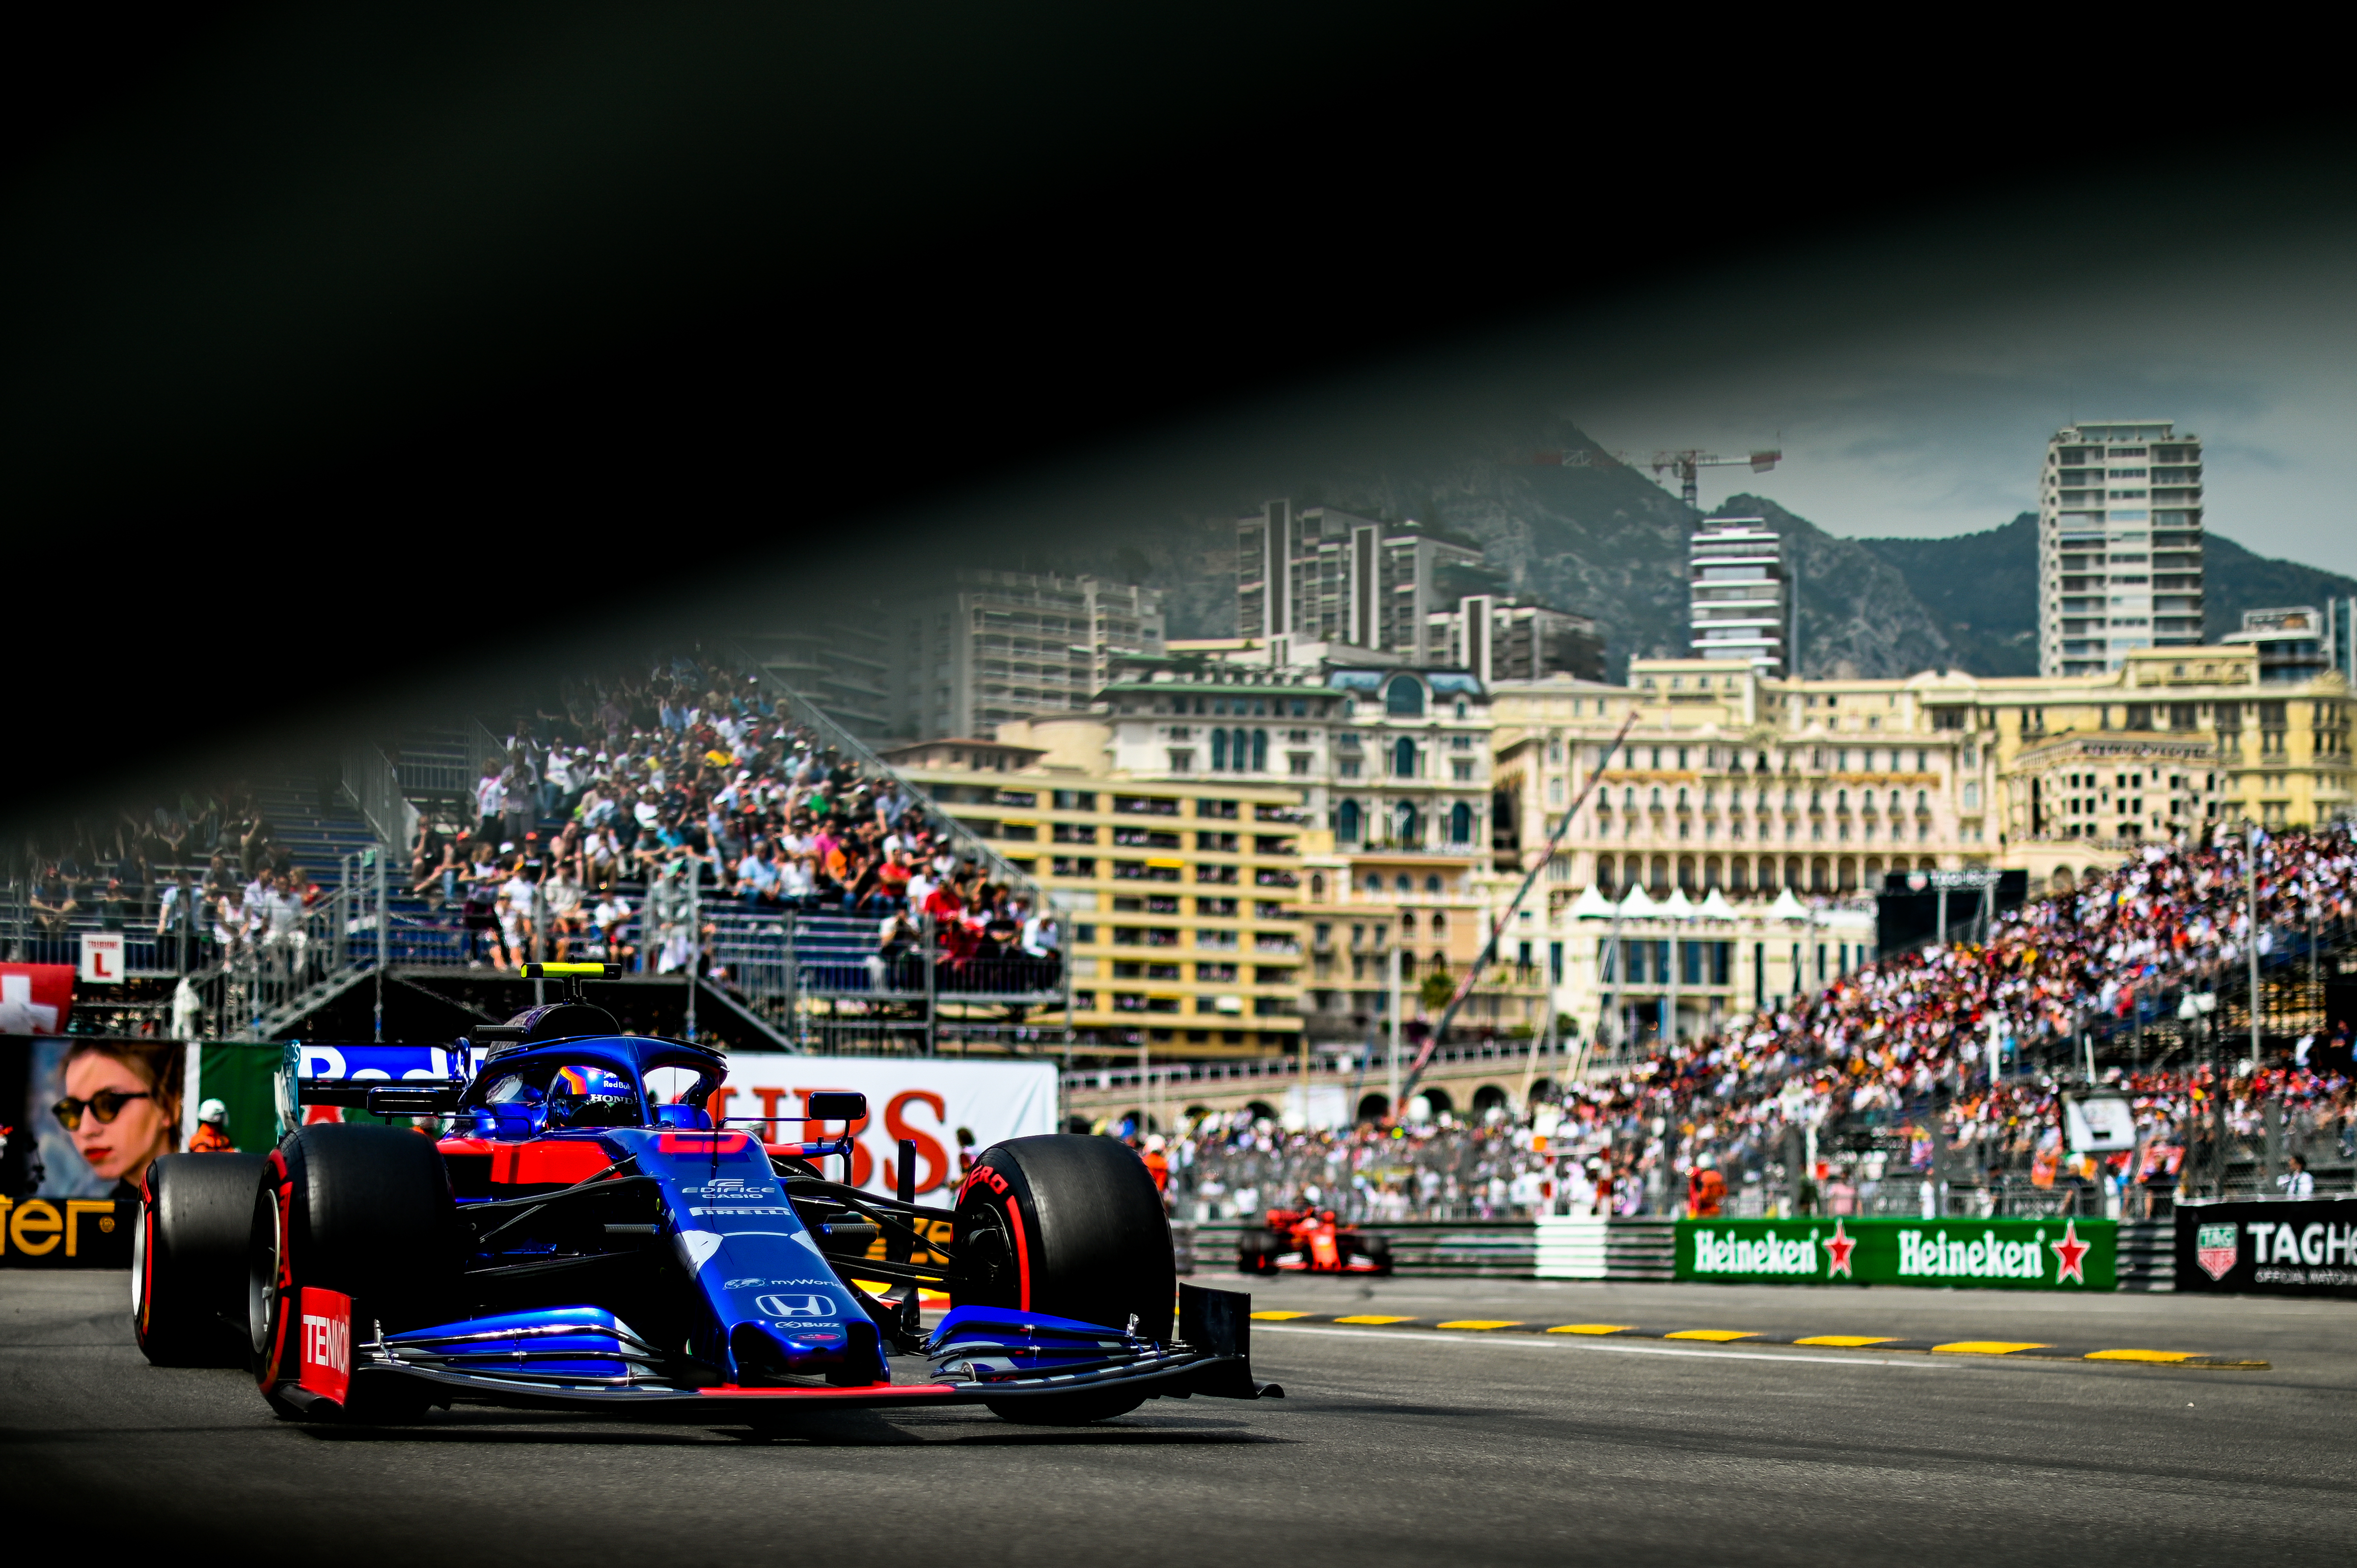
1536,445,1782,508
1645,448,1781,508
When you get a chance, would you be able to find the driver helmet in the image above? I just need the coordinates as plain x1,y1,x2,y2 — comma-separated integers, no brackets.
547,1065,638,1129
197,1098,229,1127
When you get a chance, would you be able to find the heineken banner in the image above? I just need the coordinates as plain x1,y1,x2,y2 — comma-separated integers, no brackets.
1675,1216,2116,1291
2173,1198,2357,1298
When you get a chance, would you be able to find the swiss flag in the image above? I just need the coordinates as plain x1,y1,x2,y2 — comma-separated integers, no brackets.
0,964,74,1035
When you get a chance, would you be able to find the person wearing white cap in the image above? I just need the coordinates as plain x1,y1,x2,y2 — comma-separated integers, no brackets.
190,1098,235,1153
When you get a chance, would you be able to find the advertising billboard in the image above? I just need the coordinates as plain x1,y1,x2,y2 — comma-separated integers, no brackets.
1675,1215,2116,1291
673,1051,1057,1199
0,1033,180,1267
2174,1198,2357,1298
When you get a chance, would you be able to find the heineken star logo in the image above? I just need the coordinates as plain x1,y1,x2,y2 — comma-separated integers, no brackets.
1823,1218,1856,1278
2049,1218,2091,1285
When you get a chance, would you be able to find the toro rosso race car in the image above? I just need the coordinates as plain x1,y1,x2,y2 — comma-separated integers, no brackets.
132,964,1277,1426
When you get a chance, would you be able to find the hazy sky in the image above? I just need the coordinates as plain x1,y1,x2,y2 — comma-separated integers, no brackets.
1571,219,2357,576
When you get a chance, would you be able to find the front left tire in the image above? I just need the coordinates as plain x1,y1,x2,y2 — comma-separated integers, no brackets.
953,1135,1174,1424
250,1124,458,1420
136,1153,268,1366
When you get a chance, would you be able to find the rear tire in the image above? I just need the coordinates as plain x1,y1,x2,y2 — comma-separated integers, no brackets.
136,1153,268,1366
1236,1229,1280,1275
250,1125,457,1421
955,1135,1174,1424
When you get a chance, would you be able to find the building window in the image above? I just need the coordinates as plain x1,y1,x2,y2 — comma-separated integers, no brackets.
1393,738,1417,777
1396,802,1420,844
1210,730,1227,770
1338,799,1362,842
1449,802,1473,843
1386,676,1425,717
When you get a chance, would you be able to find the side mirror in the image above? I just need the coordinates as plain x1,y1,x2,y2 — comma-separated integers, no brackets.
655,1104,713,1131
805,1091,867,1122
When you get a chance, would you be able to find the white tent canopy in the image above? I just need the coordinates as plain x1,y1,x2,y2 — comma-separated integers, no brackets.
1568,884,1617,920
1697,888,1738,921
1616,884,1659,918
1767,887,1810,921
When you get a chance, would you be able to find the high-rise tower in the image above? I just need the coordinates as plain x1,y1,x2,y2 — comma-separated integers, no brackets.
1687,516,1787,677
2037,421,2204,677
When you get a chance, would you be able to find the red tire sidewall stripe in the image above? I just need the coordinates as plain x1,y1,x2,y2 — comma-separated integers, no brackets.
260,1165,295,1392
138,1191,158,1335
1006,1192,1032,1312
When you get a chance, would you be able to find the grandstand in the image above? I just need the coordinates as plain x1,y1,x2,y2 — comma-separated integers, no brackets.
1,648,1068,1055
1156,827,2357,1221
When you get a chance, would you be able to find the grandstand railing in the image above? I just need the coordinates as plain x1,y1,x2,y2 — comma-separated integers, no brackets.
341,742,419,858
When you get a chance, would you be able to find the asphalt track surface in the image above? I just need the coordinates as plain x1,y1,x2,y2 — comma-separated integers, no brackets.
5,1269,2354,1567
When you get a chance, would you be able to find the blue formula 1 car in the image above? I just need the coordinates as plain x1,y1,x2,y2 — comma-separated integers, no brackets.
132,965,1276,1427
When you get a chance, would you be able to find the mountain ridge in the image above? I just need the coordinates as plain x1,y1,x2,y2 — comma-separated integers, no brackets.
1040,413,2357,681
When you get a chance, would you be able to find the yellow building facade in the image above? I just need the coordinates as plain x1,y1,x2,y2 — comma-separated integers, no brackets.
900,719,1308,1060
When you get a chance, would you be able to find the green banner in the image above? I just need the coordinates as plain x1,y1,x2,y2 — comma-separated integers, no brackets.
1673,1216,2116,1291
195,1041,287,1153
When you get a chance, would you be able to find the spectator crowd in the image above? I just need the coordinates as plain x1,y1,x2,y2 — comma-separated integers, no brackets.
1166,824,2357,1222
5,651,1064,1017
398,654,1062,991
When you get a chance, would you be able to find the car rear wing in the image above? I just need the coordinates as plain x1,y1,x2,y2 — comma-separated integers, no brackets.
276,1042,477,1125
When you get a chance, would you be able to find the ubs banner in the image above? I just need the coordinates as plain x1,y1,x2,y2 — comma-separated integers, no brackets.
0,1035,180,1268
696,1052,1057,1200
1675,1216,2117,1291
2174,1198,2357,1298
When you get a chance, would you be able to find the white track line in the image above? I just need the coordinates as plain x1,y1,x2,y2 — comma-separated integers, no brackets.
1257,1323,1966,1370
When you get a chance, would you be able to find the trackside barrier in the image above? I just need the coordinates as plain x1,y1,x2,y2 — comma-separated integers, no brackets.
1188,1217,1674,1279
1674,1216,2118,1291
1183,1216,2135,1289
2173,1197,2357,1299
2117,1221,2176,1293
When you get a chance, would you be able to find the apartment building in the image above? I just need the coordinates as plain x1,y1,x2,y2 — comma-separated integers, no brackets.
1428,595,1607,683
2223,606,2337,684
903,721,1307,1061
890,571,1163,741
1077,651,1536,1045
1487,647,2352,1046
2037,420,2205,677
745,613,894,737
1688,517,1789,677
1235,500,1490,664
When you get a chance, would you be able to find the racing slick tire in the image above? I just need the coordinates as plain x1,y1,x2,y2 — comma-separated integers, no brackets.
136,1153,268,1366
1341,1231,1394,1276
249,1124,459,1422
1235,1228,1281,1275
954,1135,1174,1424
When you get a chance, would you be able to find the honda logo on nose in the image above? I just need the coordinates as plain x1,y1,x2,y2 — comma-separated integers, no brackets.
756,1293,836,1319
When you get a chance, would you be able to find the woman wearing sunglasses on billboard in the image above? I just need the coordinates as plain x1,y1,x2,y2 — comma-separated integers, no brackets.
51,1040,181,1200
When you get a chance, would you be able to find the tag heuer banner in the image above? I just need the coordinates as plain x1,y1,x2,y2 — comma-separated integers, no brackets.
1675,1216,2117,1291
2173,1198,2357,1298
